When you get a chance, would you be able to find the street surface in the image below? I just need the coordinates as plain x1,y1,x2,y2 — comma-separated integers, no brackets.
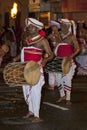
0,55,87,130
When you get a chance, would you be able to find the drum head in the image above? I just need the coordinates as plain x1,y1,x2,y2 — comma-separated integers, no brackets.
62,58,70,74
24,61,40,86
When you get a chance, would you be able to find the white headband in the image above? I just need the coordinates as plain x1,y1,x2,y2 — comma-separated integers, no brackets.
25,18,44,30
58,19,76,35
50,20,60,29
58,18,72,32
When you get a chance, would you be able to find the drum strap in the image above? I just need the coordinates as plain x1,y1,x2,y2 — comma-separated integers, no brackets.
26,35,44,45
24,50,42,55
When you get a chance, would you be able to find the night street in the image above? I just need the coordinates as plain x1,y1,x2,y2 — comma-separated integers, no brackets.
0,0,87,130
0,66,87,130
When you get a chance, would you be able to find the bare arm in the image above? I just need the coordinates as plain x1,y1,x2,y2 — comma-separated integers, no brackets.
71,35,80,58
41,38,54,66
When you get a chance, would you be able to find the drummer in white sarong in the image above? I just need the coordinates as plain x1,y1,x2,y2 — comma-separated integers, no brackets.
21,18,53,123
55,19,80,105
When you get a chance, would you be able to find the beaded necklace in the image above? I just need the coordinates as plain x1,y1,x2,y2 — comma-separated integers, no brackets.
26,34,44,45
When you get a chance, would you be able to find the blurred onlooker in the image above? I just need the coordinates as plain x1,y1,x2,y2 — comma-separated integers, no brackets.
0,26,5,46
0,44,9,66
76,21,87,75
8,27,17,58
15,25,23,53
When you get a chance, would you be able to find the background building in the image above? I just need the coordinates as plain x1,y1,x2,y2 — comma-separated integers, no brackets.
0,0,87,29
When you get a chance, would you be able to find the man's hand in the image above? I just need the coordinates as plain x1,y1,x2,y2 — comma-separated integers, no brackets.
41,59,47,67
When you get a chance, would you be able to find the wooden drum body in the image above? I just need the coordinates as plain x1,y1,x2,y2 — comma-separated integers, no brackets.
3,61,40,87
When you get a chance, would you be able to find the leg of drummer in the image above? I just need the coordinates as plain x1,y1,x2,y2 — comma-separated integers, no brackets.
63,75,72,105
64,77,72,105
65,62,76,105
22,85,34,119
22,72,45,122
57,87,66,102
30,85,42,122
22,97,34,119
56,73,66,102
66,90,72,105
30,75,44,123
48,72,56,90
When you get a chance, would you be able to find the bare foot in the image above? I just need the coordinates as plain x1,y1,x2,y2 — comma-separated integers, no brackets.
56,96,66,103
22,112,34,119
32,117,43,123
66,100,72,105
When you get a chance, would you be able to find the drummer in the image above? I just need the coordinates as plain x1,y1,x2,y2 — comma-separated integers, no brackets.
20,18,53,123
55,19,80,105
45,20,61,90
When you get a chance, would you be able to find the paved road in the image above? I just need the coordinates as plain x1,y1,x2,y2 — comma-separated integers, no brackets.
0,71,87,130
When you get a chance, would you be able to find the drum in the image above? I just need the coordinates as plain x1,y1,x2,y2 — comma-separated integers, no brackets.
45,57,63,73
3,61,40,87
45,57,70,74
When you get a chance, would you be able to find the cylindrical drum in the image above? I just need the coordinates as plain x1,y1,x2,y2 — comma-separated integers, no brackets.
44,57,63,73
3,61,40,87
45,57,70,74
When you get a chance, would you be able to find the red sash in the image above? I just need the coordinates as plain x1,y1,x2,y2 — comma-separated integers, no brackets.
24,48,42,62
57,44,73,57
